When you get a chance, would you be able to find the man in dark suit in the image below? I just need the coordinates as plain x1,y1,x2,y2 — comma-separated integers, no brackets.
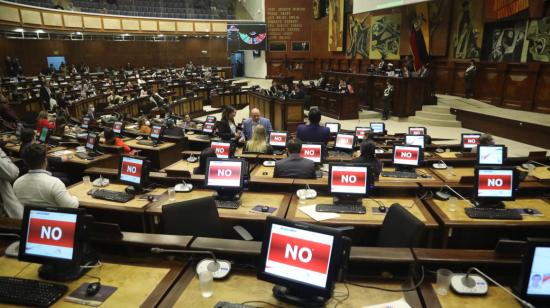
274,138,316,179
382,80,394,120
39,80,53,111
296,108,330,144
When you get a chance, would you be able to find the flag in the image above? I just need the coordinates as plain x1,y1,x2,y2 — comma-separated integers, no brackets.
410,3,430,71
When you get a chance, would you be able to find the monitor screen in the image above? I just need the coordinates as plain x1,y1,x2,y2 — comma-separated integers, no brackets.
462,134,481,149
476,168,514,198
150,125,163,140
113,121,123,134
409,127,426,135
269,132,288,148
46,56,66,71
478,145,506,165
38,127,49,143
405,135,425,148
335,134,354,150
393,145,421,167
206,159,243,188
526,247,550,296
211,141,231,159
85,133,97,151
119,156,145,185
81,117,90,129
263,221,335,289
22,208,77,260
227,23,267,52
206,116,217,123
325,123,340,134
355,127,371,140
330,165,368,195
300,144,322,163
370,123,385,134
203,122,216,134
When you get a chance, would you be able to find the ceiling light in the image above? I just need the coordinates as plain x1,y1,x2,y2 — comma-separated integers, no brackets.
75,31,82,35
36,29,45,33
158,34,164,37
14,28,24,32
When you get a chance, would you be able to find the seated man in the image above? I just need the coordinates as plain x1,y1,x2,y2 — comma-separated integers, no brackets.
296,108,330,144
241,107,272,141
14,144,78,208
0,144,22,218
274,138,316,179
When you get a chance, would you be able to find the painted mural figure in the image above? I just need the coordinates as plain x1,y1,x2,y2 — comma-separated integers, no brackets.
371,16,400,58
347,14,369,58
525,17,550,62
452,0,481,59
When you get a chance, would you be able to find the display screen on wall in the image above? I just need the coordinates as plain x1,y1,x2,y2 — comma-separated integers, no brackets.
353,0,431,14
227,24,267,52
292,41,310,51
47,56,66,70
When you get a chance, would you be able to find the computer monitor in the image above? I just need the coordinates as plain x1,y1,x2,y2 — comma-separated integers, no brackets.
257,216,346,306
18,205,94,281
461,133,481,151
517,238,550,307
113,121,124,134
15,122,23,138
325,122,340,134
405,134,426,148
203,122,216,134
149,125,164,142
211,141,232,159
329,163,370,205
85,133,98,152
477,145,507,166
355,126,372,141
300,143,323,164
269,131,288,149
334,133,355,152
392,145,422,172
118,155,148,194
38,127,49,143
474,167,517,208
205,115,216,123
408,127,426,135
205,158,244,201
370,122,385,134
81,117,90,129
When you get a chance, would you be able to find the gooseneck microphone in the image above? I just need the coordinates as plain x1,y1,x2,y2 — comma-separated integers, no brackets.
151,247,231,279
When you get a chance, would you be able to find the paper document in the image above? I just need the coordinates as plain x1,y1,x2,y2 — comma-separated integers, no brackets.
363,298,411,308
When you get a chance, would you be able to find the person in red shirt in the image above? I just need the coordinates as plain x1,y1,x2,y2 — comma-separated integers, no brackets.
35,110,55,133
104,127,134,155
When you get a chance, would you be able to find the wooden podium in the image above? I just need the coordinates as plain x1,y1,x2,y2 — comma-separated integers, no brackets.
247,91,304,132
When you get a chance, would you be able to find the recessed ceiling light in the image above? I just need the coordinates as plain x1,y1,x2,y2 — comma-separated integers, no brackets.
36,29,45,33
14,28,24,32
158,34,164,37
75,31,82,35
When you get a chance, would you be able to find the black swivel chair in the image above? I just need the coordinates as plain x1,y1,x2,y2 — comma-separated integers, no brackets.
377,203,425,248
162,196,223,238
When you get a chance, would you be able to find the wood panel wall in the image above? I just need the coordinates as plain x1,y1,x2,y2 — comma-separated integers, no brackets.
0,37,229,75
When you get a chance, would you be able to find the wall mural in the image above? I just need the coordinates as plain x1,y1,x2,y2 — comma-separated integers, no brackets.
369,13,401,60
328,0,344,52
449,0,484,59
523,17,550,62
346,12,370,58
484,20,527,63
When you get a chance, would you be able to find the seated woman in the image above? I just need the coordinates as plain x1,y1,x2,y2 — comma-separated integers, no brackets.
182,114,196,129
351,140,382,180
244,125,273,154
216,106,240,140
35,110,55,133
104,127,134,155
137,116,151,135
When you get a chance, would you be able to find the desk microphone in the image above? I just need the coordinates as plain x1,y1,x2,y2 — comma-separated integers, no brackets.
0,233,20,258
451,267,535,308
151,247,231,279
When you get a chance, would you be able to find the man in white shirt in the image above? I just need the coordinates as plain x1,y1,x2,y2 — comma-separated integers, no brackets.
0,146,23,218
14,144,78,209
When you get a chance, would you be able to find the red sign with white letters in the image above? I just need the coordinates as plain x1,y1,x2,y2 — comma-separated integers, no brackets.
267,233,331,274
121,160,142,177
394,147,419,161
27,218,75,248
270,133,287,146
211,143,230,158
478,174,512,190
208,162,241,182
331,170,366,187
300,145,321,161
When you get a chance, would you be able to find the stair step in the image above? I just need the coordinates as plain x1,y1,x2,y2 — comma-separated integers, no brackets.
409,116,462,127
415,110,456,121
358,110,382,119
422,105,450,113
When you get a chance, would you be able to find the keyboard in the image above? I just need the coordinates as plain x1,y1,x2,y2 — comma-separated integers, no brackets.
328,151,352,158
75,152,93,160
137,140,156,146
195,135,210,140
465,207,523,220
0,276,68,307
273,150,285,155
316,204,366,214
214,301,255,308
215,199,241,209
381,171,418,179
92,189,134,203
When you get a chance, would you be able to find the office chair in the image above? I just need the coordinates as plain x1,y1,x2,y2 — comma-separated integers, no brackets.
377,203,425,248
162,196,223,238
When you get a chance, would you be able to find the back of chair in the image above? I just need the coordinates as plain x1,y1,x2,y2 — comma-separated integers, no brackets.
162,196,223,238
377,203,425,248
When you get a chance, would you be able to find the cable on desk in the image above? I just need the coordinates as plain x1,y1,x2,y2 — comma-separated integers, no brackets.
332,282,349,308
240,300,284,308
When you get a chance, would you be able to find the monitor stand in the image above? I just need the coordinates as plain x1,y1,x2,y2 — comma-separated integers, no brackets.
213,190,242,201
272,285,327,308
475,201,505,209
125,185,144,195
38,262,92,282
333,195,362,206
395,166,416,173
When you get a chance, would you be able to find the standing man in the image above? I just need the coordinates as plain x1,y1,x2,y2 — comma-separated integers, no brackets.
241,107,272,141
0,144,22,218
382,80,394,120
464,60,477,98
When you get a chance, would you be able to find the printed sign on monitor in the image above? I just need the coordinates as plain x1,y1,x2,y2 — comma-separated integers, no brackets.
113,122,123,134
300,144,322,163
211,142,231,159
150,126,162,139
203,122,216,133
81,117,90,128
355,127,371,140
330,165,367,194
393,145,420,166
207,160,242,187
85,134,96,150
265,223,334,288
335,134,354,150
25,210,77,260
526,247,550,296
270,132,287,147
120,156,144,184
409,127,426,135
463,134,480,149
477,169,513,198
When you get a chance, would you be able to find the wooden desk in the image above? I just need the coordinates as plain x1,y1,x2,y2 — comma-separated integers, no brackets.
380,168,442,186
49,148,119,168
420,282,521,308
0,256,183,308
248,91,304,132
160,270,421,308
426,198,550,248
162,159,200,179
126,139,180,169
518,166,550,181
431,167,474,183
249,165,293,185
310,89,360,120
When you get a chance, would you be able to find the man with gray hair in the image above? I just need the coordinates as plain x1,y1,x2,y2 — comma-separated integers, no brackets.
241,107,272,141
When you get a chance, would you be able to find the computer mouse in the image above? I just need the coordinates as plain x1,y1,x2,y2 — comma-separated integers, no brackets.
261,206,270,213
187,156,198,163
420,173,430,178
86,282,101,297
524,208,535,215
378,205,387,213
147,195,155,202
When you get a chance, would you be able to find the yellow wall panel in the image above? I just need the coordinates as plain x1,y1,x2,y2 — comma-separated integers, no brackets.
177,21,193,32
42,12,63,27
122,19,139,30
140,20,158,31
103,18,121,30
194,22,211,32
211,22,226,33
63,14,82,28
83,16,102,29
20,9,42,25
0,5,20,23
159,21,176,31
